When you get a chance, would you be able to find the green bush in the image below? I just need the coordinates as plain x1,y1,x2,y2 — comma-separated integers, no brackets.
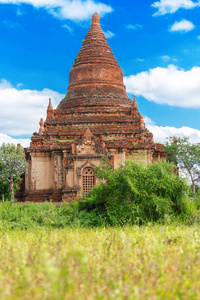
0,161,197,228
0,202,81,229
79,160,195,226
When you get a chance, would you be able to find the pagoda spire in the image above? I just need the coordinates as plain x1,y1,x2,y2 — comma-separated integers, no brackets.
140,114,145,128
57,12,131,109
47,98,53,110
47,98,54,119
131,95,139,117
133,95,138,109
91,12,100,25
39,118,45,133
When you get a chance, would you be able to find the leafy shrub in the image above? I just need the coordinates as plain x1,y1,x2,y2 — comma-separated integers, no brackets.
79,160,194,226
0,161,197,228
0,201,81,229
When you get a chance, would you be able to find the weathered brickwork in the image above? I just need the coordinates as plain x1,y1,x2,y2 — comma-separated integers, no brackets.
16,12,165,202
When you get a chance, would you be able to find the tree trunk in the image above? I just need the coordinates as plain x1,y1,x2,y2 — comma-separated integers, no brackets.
188,169,196,200
9,174,14,202
192,181,196,200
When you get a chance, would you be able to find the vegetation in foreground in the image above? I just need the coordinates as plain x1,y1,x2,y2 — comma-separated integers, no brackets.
0,160,199,228
0,226,200,299
0,143,27,201
165,136,200,199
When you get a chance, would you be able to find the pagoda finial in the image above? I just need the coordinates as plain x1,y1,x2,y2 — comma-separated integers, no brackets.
92,12,100,25
47,98,54,119
131,95,138,117
85,128,93,141
48,98,53,110
132,95,138,109
140,114,145,128
39,118,45,133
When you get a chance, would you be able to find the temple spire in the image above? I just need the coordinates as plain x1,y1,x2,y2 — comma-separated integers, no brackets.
47,98,54,119
47,98,53,110
133,95,138,109
39,118,45,133
58,12,131,109
91,12,100,25
140,115,145,128
131,95,139,117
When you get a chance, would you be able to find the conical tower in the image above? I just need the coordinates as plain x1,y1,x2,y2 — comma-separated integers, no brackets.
58,12,131,109
20,13,165,203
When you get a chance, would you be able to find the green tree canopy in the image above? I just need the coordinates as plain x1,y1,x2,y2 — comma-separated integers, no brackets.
0,143,28,202
165,136,200,199
79,160,192,226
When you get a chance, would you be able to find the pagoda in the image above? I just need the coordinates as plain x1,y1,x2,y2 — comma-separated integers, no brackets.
19,13,165,202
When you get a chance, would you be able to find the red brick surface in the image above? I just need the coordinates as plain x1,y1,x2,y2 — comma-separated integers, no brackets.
17,13,165,202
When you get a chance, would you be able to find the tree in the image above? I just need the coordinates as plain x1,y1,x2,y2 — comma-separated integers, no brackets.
79,160,191,226
0,177,9,202
0,143,28,202
165,136,200,199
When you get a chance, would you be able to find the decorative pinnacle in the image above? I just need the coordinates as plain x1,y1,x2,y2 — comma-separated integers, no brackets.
39,117,45,133
140,114,145,128
132,95,138,109
92,12,100,25
47,98,53,110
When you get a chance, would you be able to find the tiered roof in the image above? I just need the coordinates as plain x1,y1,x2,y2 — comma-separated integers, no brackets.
30,13,158,154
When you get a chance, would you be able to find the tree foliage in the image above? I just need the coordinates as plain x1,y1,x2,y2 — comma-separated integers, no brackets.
79,160,193,226
0,143,28,202
165,136,200,199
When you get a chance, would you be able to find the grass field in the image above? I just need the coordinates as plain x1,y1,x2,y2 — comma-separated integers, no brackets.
0,225,200,300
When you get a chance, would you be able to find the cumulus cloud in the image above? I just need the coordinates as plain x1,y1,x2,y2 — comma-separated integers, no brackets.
104,30,115,39
126,24,142,30
62,24,74,35
144,117,200,144
160,55,178,62
135,58,145,62
0,79,64,137
169,19,195,32
124,65,200,108
0,0,113,21
152,0,200,16
0,133,30,147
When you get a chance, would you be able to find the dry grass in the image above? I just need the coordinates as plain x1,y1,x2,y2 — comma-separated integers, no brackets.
0,225,200,299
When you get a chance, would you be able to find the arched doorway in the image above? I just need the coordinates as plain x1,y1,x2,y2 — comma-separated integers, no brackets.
82,167,96,196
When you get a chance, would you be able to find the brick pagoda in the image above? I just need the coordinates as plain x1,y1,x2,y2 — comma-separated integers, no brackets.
19,13,164,202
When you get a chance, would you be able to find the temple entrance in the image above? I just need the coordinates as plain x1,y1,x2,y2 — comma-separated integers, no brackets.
82,167,96,196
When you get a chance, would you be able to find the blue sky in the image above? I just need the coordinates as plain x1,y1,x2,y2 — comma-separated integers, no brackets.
1,0,200,146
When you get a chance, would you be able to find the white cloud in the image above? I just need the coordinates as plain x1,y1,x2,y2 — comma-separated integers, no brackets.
160,55,178,62
16,7,22,16
104,30,115,39
135,58,145,62
0,79,64,137
170,19,195,32
126,24,142,30
62,24,74,35
124,65,200,108
161,55,171,61
197,35,200,39
0,0,113,21
3,20,22,29
152,0,200,16
0,133,30,147
144,117,200,144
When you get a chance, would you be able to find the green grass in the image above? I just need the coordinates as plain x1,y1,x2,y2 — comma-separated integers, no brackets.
56,139,77,143
0,225,200,299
